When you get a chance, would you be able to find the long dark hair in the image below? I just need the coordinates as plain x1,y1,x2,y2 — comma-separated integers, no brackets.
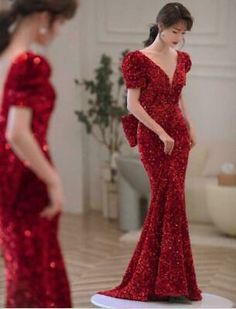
144,2,193,47
0,0,78,54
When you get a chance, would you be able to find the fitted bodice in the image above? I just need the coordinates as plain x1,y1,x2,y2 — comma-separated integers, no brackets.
122,50,191,119
120,49,192,148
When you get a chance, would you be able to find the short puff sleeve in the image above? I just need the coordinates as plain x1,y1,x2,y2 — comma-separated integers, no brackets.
182,51,192,73
6,52,49,110
121,51,146,89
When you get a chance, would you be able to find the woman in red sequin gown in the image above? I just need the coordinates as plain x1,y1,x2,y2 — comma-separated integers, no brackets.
0,1,77,307
98,2,202,302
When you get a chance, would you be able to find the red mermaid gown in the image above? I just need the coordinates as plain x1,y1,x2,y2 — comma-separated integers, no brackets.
98,50,202,301
0,52,72,307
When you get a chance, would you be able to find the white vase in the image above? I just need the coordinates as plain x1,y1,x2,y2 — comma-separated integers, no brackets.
101,162,118,219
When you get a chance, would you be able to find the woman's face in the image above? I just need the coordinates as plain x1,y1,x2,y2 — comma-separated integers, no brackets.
36,12,66,46
159,20,187,47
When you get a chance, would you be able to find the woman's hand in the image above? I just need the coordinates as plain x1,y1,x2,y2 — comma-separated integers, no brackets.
40,175,65,220
158,131,175,155
188,124,197,149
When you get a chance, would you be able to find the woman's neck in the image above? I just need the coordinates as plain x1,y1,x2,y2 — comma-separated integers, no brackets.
1,16,37,61
149,34,171,55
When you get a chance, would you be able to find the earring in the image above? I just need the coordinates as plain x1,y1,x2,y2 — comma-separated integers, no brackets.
39,27,48,35
160,31,165,38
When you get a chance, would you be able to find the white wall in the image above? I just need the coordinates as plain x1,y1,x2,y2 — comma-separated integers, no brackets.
46,0,236,212
46,3,90,213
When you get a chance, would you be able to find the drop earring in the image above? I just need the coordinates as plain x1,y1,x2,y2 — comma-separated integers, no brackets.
39,27,47,35
159,31,165,39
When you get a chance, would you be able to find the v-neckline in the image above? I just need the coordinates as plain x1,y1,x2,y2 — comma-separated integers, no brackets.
137,49,180,88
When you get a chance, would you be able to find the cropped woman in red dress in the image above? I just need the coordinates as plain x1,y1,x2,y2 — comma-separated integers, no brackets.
98,2,202,303
0,0,78,307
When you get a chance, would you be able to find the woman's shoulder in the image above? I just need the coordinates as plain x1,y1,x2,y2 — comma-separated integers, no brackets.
178,50,192,72
121,50,147,88
122,49,146,67
10,51,51,80
178,50,191,59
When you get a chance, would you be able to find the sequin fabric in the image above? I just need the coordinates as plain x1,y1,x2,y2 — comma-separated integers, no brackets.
98,50,202,301
0,52,72,308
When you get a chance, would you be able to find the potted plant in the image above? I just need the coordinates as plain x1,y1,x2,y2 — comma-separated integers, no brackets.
75,50,129,218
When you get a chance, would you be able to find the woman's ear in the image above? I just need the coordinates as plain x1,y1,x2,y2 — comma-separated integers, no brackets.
157,22,164,33
38,11,51,28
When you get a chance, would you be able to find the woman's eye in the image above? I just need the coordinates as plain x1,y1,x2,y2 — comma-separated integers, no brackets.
173,31,178,34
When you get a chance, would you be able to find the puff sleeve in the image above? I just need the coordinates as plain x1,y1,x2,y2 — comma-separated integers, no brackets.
121,51,146,147
182,51,192,73
121,51,147,89
6,52,46,110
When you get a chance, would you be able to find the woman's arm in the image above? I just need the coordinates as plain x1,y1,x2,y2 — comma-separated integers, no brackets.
178,93,197,148
178,93,194,129
6,106,65,219
127,88,175,155
6,107,58,185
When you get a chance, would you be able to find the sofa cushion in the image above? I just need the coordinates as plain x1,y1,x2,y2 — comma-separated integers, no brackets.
185,176,217,224
202,141,236,176
185,175,217,187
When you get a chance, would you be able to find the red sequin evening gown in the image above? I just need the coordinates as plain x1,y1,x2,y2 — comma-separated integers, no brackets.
0,52,72,308
98,50,202,301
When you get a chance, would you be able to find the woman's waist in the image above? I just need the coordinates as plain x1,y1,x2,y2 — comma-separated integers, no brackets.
144,104,183,122
145,102,180,113
139,106,188,133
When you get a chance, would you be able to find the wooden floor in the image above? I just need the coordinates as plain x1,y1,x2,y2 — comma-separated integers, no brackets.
0,211,236,308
